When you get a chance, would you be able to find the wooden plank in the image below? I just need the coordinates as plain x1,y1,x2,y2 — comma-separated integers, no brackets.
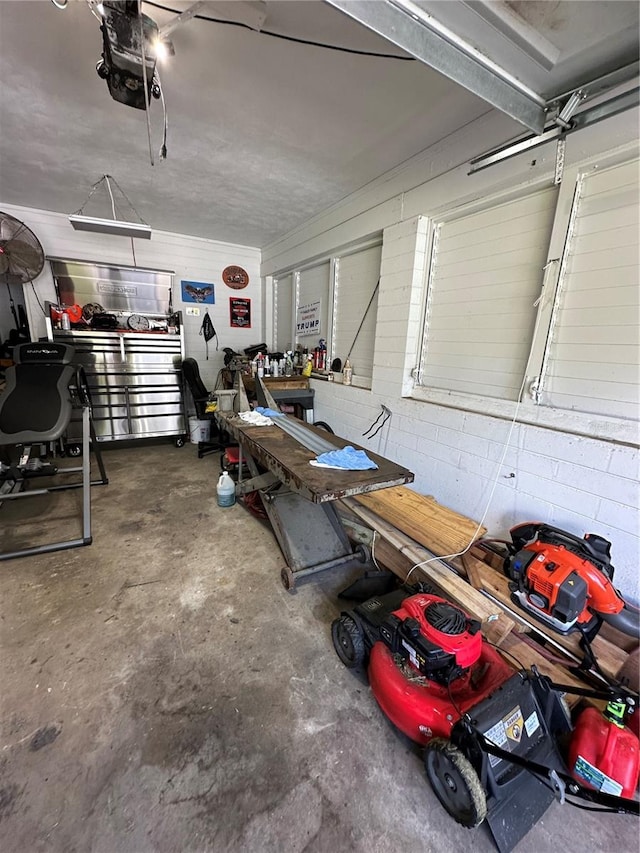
354,486,485,561
342,498,514,647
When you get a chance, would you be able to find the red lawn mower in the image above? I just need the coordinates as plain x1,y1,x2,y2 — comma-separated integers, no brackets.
332,585,639,852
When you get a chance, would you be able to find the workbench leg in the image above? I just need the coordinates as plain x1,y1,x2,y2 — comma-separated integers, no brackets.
236,446,367,589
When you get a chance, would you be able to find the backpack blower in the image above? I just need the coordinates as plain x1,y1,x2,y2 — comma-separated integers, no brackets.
504,523,640,640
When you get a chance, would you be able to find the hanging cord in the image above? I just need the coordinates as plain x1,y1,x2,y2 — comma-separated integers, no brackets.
155,68,168,159
345,279,379,364
30,282,47,316
144,1,416,60
405,276,553,584
362,404,391,440
138,1,155,167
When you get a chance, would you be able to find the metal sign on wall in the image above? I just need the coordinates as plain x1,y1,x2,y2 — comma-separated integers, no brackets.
296,300,321,337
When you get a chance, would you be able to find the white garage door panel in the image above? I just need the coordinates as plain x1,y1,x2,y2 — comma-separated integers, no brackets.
543,158,640,421
432,268,543,297
298,262,330,343
552,343,637,365
334,244,381,381
443,190,557,238
548,376,638,407
552,359,637,384
570,223,638,255
571,202,638,237
435,244,551,280
556,304,637,328
422,185,557,401
577,184,639,218
546,393,637,421
553,323,638,346
561,284,637,311
562,265,638,291
565,243,638,274
428,312,536,337
437,225,553,265
275,273,293,352
435,295,533,317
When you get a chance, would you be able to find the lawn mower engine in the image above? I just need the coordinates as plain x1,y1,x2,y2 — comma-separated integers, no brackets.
504,523,640,639
334,590,514,744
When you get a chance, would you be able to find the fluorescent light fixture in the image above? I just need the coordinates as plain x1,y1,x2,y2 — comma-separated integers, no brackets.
69,175,152,239
68,215,152,239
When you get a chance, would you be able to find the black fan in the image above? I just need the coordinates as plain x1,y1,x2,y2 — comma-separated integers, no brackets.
0,211,45,354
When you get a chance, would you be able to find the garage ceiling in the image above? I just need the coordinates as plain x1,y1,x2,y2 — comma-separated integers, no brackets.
0,0,637,248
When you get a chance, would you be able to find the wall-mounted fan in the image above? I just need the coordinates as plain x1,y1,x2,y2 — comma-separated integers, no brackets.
0,211,45,353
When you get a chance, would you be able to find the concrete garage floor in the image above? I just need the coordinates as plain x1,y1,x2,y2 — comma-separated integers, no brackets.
0,442,638,853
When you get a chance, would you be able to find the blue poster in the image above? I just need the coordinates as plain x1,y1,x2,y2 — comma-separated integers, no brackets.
181,280,215,304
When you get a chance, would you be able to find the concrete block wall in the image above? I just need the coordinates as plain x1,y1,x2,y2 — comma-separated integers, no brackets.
311,379,639,604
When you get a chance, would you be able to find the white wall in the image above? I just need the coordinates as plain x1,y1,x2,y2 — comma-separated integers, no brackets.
262,106,640,605
0,203,261,391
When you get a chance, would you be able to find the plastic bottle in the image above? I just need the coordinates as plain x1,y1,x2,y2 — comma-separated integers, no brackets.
343,358,353,386
284,354,293,377
302,355,313,377
216,471,236,508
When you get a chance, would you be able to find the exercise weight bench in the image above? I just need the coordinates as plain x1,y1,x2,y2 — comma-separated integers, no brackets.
0,342,108,560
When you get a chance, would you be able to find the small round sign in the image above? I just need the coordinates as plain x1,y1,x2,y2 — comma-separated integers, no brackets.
222,265,249,289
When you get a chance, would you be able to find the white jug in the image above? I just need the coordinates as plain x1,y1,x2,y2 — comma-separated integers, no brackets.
217,471,236,507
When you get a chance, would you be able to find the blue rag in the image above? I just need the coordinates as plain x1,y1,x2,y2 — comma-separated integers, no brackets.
314,446,378,470
255,406,284,417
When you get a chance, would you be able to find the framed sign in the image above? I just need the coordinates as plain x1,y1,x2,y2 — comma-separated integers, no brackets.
296,300,321,337
230,297,251,328
181,280,215,304
222,265,249,289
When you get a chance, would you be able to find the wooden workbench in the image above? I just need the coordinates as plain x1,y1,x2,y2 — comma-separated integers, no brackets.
217,409,414,589
217,412,414,504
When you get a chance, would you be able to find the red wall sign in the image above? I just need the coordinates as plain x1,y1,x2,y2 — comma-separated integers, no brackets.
229,297,251,328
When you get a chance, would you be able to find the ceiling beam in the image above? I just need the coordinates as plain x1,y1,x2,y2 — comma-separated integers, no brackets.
323,0,548,134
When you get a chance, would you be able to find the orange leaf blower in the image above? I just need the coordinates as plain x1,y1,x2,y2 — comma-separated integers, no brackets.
504,523,640,639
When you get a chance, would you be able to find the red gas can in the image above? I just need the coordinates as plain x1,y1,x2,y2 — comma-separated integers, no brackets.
568,704,640,798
